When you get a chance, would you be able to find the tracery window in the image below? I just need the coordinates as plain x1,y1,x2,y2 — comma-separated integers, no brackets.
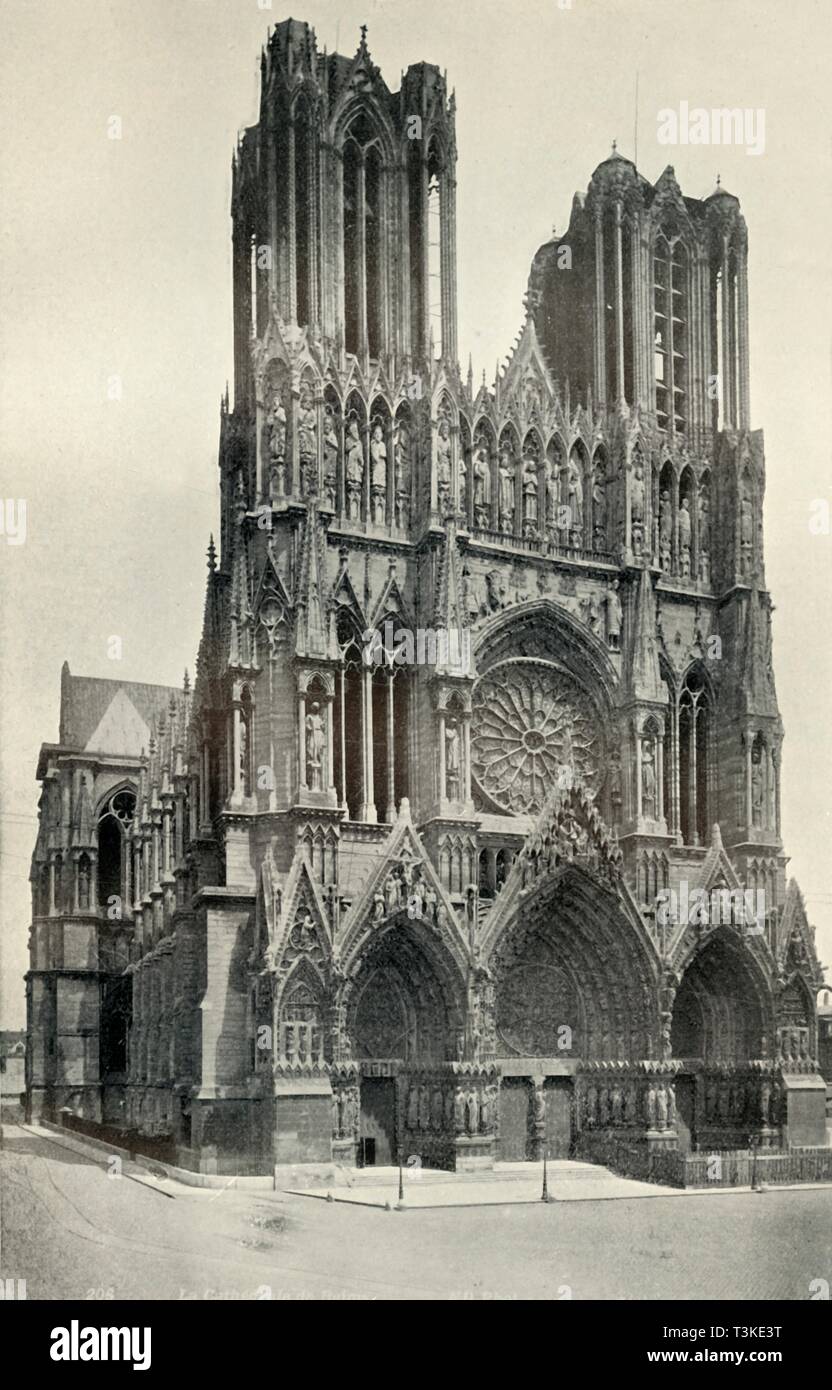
654,233,687,434
679,669,710,846
97,788,136,912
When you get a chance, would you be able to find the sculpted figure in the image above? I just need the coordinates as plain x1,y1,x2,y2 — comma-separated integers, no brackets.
269,395,287,461
592,467,606,549
604,580,622,650
419,1084,430,1131
658,490,672,569
567,454,584,534
323,413,339,508
631,460,645,526
454,1089,466,1131
436,418,452,509
610,1084,623,1125
298,390,316,458
345,419,364,520
445,722,461,797
641,737,656,819
431,1088,444,1129
586,1085,598,1126
646,1083,657,1128
305,702,325,791
473,444,491,508
523,456,539,527
370,423,387,524
498,449,515,531
678,497,692,576
394,421,410,527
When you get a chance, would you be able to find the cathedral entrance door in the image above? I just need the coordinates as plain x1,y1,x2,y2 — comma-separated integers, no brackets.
544,1078,573,1158
674,1076,695,1154
358,1078,396,1167
499,1078,531,1161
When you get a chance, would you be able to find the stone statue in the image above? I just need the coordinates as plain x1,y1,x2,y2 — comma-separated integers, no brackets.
384,872,400,915
646,1083,657,1128
751,748,765,828
586,1085,597,1126
473,444,491,513
498,449,515,532
418,1084,430,1131
641,737,656,819
592,466,606,549
305,702,325,791
407,1085,419,1131
740,487,753,574
658,490,672,569
269,394,287,461
431,1088,444,1129
466,1090,479,1134
604,580,622,650
699,488,710,581
345,418,364,521
298,390,317,494
436,418,452,511
454,1089,466,1131
522,455,539,528
533,1088,546,1126
678,497,692,576
610,1084,623,1124
631,460,645,527
445,721,461,798
370,422,387,524
656,1084,668,1128
394,420,410,527
323,412,339,509
78,858,90,911
269,394,287,497
566,454,583,543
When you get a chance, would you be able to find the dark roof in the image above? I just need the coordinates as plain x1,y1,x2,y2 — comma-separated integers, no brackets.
58,666,179,756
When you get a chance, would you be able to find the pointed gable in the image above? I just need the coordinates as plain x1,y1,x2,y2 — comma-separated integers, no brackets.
85,689,151,756
264,846,333,976
338,802,468,974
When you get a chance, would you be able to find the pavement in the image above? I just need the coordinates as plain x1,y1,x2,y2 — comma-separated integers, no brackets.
3,1119,831,1300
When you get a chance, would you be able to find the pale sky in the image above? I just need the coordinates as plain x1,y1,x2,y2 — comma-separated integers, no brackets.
1,0,830,1027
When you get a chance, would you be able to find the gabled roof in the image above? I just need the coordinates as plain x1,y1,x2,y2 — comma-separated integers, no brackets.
58,664,180,758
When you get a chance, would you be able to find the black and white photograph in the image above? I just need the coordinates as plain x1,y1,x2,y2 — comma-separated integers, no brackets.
1,0,830,1350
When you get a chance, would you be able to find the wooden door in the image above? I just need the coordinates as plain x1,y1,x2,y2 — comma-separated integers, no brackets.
499,1078,531,1160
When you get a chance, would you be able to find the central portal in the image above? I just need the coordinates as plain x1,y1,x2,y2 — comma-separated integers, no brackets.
358,1077,396,1166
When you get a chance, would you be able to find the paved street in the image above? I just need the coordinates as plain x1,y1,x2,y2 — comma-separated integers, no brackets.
2,1122,830,1300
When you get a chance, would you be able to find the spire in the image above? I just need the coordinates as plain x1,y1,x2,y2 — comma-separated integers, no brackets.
71,774,95,848
623,569,663,703
207,535,216,573
294,503,327,658
432,522,474,678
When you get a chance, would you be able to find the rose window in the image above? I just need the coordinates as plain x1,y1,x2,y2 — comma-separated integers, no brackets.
471,660,599,815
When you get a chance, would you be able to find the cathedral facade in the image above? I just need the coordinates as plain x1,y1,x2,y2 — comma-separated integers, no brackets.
26,20,827,1177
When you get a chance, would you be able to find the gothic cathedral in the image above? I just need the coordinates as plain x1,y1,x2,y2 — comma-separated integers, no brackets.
26,21,826,1177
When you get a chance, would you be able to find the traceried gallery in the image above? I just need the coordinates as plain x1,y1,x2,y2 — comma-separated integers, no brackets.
25,20,827,1180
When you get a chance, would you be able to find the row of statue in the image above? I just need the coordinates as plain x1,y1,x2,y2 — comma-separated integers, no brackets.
523,796,624,887
703,1075,781,1127
371,858,447,930
630,453,714,582
268,388,413,526
406,1082,496,1135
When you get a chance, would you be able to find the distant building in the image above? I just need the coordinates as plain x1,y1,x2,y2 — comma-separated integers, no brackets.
1,1030,26,1106
26,20,826,1174
817,991,832,1085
